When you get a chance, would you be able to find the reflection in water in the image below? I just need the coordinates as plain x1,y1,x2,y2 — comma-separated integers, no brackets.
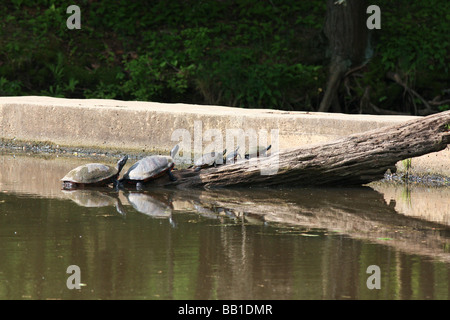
186,187,450,263
62,189,126,215
371,183,450,226
125,191,175,227
0,153,449,299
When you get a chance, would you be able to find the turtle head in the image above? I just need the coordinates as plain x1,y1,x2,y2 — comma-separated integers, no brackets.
224,146,241,164
117,155,129,173
170,144,180,158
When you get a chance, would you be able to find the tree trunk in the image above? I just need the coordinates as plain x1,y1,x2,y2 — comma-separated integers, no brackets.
318,0,369,112
318,56,348,112
160,110,450,189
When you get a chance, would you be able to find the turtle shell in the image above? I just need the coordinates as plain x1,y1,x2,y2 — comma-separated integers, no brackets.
194,149,227,169
122,155,174,183
194,151,221,168
61,155,127,189
61,163,119,185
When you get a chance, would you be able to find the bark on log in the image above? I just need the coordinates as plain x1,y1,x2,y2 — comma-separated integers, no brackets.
164,111,450,189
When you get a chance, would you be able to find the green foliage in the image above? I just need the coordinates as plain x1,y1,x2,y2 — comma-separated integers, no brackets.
0,0,326,110
84,81,118,100
0,0,447,113
0,77,22,95
402,158,412,171
195,51,322,109
111,2,327,109
121,52,189,101
362,0,450,113
376,0,449,74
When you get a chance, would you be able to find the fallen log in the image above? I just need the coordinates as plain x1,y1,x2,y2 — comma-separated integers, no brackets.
164,110,450,189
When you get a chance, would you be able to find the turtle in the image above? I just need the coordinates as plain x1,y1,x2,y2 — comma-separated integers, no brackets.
61,155,128,190
223,146,241,164
245,145,271,159
119,144,179,190
193,148,227,172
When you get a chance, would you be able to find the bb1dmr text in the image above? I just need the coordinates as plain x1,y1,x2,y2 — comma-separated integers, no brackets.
178,304,273,317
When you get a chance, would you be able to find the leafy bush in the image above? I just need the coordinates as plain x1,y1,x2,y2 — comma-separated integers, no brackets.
0,0,447,114
0,0,327,110
365,0,450,112
0,77,22,95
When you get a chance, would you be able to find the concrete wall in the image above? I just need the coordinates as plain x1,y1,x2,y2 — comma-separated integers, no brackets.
1,96,449,175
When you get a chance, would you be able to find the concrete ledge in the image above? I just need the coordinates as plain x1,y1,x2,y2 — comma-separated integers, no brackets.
1,96,449,176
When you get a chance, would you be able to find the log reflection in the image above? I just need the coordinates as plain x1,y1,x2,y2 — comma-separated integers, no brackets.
165,187,450,263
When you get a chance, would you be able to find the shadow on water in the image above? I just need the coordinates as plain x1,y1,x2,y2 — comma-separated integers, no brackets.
0,153,449,299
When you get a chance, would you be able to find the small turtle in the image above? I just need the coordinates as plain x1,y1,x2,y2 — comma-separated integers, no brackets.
224,146,241,164
61,155,128,190
245,145,271,159
120,144,179,190
193,149,227,172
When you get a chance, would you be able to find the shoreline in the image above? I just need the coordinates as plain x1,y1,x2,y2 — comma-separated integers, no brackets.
1,96,449,180
1,139,448,187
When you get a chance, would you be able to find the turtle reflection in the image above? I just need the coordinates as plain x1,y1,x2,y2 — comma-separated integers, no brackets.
192,201,258,224
125,191,175,227
62,189,126,215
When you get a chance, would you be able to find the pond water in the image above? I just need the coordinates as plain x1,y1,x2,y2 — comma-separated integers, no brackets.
0,153,449,300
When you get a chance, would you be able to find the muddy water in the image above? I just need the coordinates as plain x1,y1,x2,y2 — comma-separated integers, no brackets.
0,154,449,300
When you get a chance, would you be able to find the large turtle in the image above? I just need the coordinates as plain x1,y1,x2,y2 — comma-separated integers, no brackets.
120,144,179,190
193,149,227,172
61,155,128,190
245,145,271,159
224,146,241,164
